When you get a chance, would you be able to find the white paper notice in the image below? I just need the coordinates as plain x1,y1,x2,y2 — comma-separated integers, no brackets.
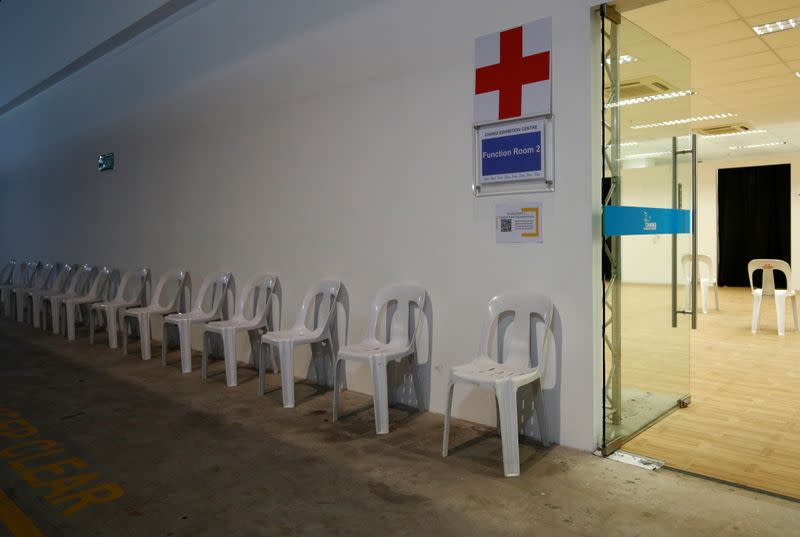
496,202,542,243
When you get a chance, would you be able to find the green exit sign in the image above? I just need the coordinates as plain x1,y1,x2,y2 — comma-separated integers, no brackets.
98,152,115,172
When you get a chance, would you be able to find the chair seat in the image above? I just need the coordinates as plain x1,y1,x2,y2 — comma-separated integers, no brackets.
205,318,263,333
262,327,321,344
451,358,540,385
65,296,101,306
125,304,172,316
337,340,409,361
753,289,795,297
165,311,216,323
91,299,139,311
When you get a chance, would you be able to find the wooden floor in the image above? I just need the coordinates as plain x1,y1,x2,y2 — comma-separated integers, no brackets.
623,285,800,499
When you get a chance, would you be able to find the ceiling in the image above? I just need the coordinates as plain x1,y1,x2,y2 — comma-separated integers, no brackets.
0,0,180,112
621,0,800,162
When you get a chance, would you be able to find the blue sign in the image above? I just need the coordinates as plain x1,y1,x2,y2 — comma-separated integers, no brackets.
478,117,545,184
603,205,691,236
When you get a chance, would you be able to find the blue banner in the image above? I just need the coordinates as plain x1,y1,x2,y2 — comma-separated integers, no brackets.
603,205,691,236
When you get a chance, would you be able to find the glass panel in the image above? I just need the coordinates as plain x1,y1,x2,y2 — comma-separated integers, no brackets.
603,15,692,449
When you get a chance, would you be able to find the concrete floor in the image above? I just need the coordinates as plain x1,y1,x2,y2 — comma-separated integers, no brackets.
1,321,799,537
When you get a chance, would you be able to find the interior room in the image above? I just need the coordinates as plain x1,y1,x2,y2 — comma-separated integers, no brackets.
605,0,800,500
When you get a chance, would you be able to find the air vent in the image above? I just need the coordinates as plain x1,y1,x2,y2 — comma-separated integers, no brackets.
618,76,676,99
694,124,750,136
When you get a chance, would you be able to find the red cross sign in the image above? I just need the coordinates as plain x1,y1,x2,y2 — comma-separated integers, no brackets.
474,18,552,124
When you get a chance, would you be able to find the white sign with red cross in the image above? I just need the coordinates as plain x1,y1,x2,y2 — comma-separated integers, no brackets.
474,17,552,125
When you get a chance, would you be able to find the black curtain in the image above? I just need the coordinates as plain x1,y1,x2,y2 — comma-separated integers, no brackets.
717,164,791,287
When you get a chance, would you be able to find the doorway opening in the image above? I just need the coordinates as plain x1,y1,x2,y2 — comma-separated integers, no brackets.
600,0,800,500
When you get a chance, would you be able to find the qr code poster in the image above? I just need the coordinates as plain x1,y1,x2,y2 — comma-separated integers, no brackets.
496,202,542,243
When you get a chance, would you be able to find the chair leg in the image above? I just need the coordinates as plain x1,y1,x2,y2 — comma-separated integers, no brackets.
122,316,128,356
66,304,77,341
371,358,390,435
332,357,344,423
32,297,41,328
776,294,787,336
15,292,24,322
532,379,550,447
201,332,210,382
700,282,709,314
178,322,193,373
89,309,96,345
161,322,169,366
258,341,266,396
278,342,296,408
107,308,119,349
442,377,456,458
751,293,762,333
714,284,720,311
408,354,423,411
792,296,799,332
222,330,237,387
495,383,520,477
139,315,152,360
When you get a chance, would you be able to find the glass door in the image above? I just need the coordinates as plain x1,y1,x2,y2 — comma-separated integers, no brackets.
601,8,694,454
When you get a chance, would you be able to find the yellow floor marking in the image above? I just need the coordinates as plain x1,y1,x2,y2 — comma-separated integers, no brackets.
0,490,44,537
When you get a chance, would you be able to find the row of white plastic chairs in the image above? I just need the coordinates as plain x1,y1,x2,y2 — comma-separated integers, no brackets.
0,259,555,477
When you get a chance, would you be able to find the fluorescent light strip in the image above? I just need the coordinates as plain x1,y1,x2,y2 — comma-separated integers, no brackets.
631,113,736,130
606,89,694,108
605,54,639,65
702,129,767,139
619,151,671,160
753,17,798,35
619,141,639,147
729,142,788,150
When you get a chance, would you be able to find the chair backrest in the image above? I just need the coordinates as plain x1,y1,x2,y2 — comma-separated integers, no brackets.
83,266,117,301
70,265,98,295
292,280,342,336
232,274,280,326
681,254,714,282
114,267,150,304
190,271,233,317
32,263,57,290
0,260,16,285
48,264,75,293
365,284,427,352
748,259,791,295
20,261,42,287
481,292,555,383
150,269,189,310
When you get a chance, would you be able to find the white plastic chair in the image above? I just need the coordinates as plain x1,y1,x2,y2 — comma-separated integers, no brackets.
749,259,798,336
162,271,233,374
682,254,719,314
442,292,555,477
202,274,281,388
13,262,52,323
89,268,151,348
63,266,118,341
43,265,96,335
332,284,427,435
260,280,348,408
0,260,17,318
5,261,40,320
31,264,75,329
122,269,190,360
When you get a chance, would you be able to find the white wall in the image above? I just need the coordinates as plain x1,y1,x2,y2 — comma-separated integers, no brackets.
698,154,800,289
0,0,602,450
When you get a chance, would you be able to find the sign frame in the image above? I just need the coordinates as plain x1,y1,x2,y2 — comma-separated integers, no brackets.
473,114,554,197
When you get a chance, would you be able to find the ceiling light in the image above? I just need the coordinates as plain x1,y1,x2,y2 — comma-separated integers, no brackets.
753,17,798,35
619,151,671,160
729,142,788,150
796,72,800,78
702,129,767,139
605,54,639,65
606,89,694,108
631,113,737,130
619,141,639,147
